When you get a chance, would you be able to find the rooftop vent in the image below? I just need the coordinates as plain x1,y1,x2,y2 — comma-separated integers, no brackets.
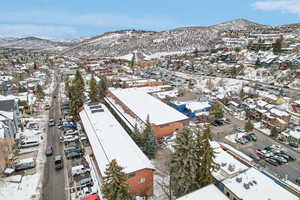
228,164,235,172
87,102,100,106
236,177,242,183
243,183,250,190
91,109,104,113
252,180,257,185
89,105,102,110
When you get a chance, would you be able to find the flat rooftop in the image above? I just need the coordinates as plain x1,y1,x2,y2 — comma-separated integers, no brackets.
222,167,298,200
177,184,229,200
79,103,154,174
110,88,188,126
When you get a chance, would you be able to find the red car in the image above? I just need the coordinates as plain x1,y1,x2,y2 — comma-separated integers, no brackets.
81,194,101,200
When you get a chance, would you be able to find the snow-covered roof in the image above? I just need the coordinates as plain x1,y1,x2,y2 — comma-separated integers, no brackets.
176,184,229,200
256,99,268,107
222,167,298,200
110,88,188,125
288,126,300,139
270,108,289,117
185,101,211,113
79,103,154,174
213,144,249,177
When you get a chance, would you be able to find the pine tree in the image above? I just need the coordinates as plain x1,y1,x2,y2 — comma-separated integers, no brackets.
89,75,99,102
69,78,85,120
273,36,283,54
271,127,278,138
102,159,135,200
98,78,108,99
170,128,199,197
245,120,254,133
210,103,223,119
142,116,157,159
132,123,143,146
195,126,217,187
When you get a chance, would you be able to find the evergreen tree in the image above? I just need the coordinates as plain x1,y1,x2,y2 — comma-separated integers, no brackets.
98,78,108,99
271,127,278,138
195,127,217,187
170,128,199,197
132,123,143,147
102,159,135,200
210,103,223,119
69,78,85,120
245,120,254,133
89,75,99,102
75,70,84,87
36,84,45,100
142,116,157,159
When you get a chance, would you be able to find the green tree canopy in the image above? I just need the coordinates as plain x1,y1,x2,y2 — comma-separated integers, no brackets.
102,159,135,200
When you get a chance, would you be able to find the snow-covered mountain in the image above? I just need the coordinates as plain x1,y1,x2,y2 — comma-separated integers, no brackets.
0,36,73,51
62,19,268,58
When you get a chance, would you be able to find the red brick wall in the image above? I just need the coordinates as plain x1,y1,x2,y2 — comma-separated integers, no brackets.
126,169,154,196
151,121,185,139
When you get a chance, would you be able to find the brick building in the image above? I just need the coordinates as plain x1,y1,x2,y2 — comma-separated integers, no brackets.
107,88,189,139
80,103,154,196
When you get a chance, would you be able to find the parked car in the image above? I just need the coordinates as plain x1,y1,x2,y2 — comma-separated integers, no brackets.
46,146,53,156
71,165,90,176
248,133,257,141
64,146,82,155
295,178,300,185
79,177,94,188
248,153,260,161
66,151,83,160
265,158,279,166
272,155,287,164
289,143,299,148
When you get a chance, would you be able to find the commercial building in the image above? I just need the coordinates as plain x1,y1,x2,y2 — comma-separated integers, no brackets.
107,88,189,139
79,102,154,196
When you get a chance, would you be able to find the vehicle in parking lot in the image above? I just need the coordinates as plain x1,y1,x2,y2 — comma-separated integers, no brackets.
46,146,53,156
81,194,101,200
235,136,248,144
272,155,287,164
71,165,90,176
248,153,260,161
60,135,79,143
66,151,83,160
54,155,63,170
265,158,279,166
248,133,257,141
296,178,300,185
79,177,93,188
289,143,299,148
64,146,82,154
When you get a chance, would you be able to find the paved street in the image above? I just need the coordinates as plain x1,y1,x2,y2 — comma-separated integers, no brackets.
42,74,66,200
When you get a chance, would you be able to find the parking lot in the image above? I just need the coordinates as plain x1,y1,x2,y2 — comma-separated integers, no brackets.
211,113,300,184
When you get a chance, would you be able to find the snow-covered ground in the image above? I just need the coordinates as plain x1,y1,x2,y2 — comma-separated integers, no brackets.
0,173,40,200
225,132,246,143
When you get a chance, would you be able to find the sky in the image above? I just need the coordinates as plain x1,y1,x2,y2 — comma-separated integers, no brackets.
1,0,300,39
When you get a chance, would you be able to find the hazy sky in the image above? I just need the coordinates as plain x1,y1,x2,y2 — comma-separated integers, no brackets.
1,0,300,38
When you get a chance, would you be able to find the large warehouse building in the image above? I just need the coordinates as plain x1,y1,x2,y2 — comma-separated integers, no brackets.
79,102,154,197
107,88,189,139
